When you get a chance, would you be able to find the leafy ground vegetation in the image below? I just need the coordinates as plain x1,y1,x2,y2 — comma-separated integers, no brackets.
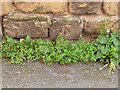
2,19,120,73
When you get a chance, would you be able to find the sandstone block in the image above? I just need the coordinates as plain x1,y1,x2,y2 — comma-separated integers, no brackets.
82,15,106,34
14,2,67,14
6,12,51,24
49,15,83,40
82,15,119,34
3,19,49,38
69,2,102,15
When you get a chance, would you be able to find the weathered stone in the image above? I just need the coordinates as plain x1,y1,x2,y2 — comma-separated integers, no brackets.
6,12,51,24
14,2,67,14
49,15,83,40
82,15,106,34
61,23,82,40
103,2,118,16
82,15,119,41
82,15,119,34
3,19,49,38
69,2,102,15
0,2,13,16
49,22,62,40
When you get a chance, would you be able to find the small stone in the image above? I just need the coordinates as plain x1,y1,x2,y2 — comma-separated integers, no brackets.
15,72,21,74
43,81,46,85
112,72,115,74
88,85,92,88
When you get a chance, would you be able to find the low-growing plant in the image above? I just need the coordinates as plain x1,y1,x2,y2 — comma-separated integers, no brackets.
2,32,120,69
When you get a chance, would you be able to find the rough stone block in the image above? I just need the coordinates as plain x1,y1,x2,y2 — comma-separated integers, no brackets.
3,19,49,38
14,2,67,14
82,15,119,34
69,2,102,15
82,15,106,34
49,15,83,40
6,12,51,24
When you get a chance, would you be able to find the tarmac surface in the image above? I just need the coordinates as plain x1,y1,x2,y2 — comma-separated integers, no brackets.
2,59,119,88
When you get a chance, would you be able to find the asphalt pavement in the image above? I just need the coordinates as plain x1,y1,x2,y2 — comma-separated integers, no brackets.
2,60,118,88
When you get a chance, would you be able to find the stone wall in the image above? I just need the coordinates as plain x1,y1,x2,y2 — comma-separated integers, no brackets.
3,1,119,40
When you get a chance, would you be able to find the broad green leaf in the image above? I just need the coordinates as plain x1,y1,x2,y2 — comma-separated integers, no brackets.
101,46,108,54
113,53,118,59
111,34,119,46
96,51,103,59
97,34,108,44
